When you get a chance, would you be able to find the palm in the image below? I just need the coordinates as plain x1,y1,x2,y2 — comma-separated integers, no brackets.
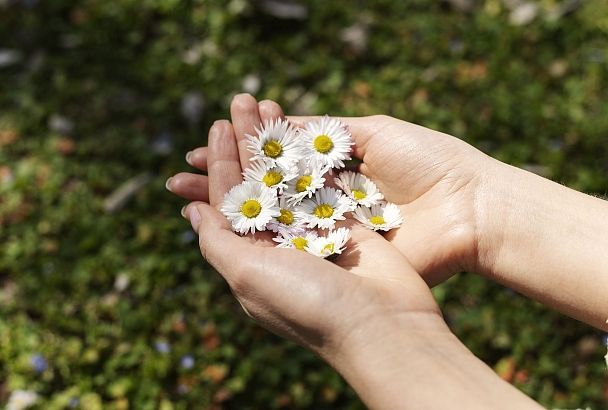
338,116,487,285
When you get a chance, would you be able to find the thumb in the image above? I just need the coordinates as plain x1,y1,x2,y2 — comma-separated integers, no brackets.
184,202,253,287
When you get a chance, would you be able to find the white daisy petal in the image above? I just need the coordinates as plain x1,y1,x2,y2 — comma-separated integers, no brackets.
243,160,298,194
297,186,353,230
305,227,350,258
335,170,384,207
300,115,354,170
353,203,403,231
267,196,305,232
220,181,280,235
246,118,303,171
273,228,318,251
284,160,327,205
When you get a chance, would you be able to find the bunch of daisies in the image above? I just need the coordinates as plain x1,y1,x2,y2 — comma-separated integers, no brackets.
221,116,403,259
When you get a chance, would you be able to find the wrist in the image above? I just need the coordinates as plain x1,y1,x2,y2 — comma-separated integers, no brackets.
329,310,453,371
474,160,608,329
473,159,534,277
326,309,541,409
325,311,455,405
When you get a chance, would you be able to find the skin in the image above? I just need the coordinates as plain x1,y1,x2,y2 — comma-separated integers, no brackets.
166,94,608,408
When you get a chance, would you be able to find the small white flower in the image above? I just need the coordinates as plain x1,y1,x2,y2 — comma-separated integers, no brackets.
335,171,384,207
267,196,304,233
243,160,297,194
284,160,326,205
305,227,350,258
353,203,403,231
221,181,280,235
300,115,353,170
273,228,318,251
7,390,39,410
297,187,353,230
246,118,302,171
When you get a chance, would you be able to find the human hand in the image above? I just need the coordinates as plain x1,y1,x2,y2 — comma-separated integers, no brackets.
169,95,498,286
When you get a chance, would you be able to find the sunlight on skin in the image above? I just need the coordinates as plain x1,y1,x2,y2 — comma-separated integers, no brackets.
171,94,544,409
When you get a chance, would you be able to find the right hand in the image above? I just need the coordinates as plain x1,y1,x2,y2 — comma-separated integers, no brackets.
288,114,498,285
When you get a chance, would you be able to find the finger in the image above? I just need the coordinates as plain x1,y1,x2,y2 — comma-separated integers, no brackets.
231,93,262,170
181,200,205,219
188,203,253,282
207,120,243,208
258,99,285,123
186,147,208,171
166,172,209,202
287,115,379,159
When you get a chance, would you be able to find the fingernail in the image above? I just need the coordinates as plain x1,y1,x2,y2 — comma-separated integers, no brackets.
185,151,193,165
188,207,202,232
180,206,187,218
165,177,173,192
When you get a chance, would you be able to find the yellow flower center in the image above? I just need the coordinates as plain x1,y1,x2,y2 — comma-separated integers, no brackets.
240,199,262,218
322,243,334,254
369,215,385,225
277,209,294,225
313,204,334,219
313,134,334,154
262,170,283,187
352,189,366,200
263,140,282,158
292,237,308,250
295,175,312,193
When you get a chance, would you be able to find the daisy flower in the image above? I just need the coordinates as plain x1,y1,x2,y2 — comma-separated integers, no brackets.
246,118,302,171
300,115,354,170
305,227,350,258
267,196,304,232
335,170,384,207
273,228,318,251
297,187,353,230
243,161,297,194
353,203,403,231
284,160,326,205
221,181,280,235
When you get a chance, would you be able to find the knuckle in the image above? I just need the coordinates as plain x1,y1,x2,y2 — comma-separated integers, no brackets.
198,235,209,261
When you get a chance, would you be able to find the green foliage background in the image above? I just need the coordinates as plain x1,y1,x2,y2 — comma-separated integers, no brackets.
1,0,607,408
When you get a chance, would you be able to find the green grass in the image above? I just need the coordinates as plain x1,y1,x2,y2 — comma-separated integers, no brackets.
1,0,607,408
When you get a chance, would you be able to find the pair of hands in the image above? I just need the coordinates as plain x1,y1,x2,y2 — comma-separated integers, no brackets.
166,93,499,361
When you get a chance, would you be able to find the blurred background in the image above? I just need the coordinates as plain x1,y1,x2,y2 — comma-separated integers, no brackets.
1,0,607,408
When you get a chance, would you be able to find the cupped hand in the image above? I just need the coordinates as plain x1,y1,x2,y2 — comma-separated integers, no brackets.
169,95,497,285
287,113,498,285
174,113,446,360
